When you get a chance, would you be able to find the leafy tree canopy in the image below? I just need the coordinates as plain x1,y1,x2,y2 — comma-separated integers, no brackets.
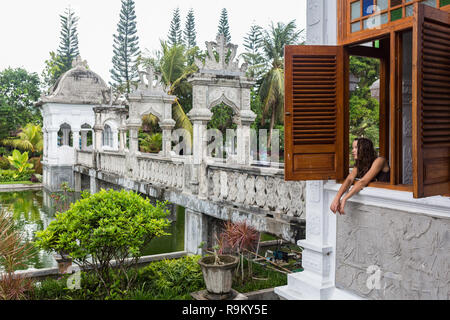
0,68,42,141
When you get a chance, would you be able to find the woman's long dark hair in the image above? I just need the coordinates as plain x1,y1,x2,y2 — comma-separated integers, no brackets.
354,138,378,179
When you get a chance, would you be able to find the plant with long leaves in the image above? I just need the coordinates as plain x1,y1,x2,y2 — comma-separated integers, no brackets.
7,150,33,178
259,20,303,148
219,221,259,283
2,124,43,154
0,210,35,300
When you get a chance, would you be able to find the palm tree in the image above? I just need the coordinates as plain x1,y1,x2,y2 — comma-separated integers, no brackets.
259,21,303,148
2,124,43,154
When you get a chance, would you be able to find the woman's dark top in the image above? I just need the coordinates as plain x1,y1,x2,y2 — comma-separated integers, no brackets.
374,169,390,182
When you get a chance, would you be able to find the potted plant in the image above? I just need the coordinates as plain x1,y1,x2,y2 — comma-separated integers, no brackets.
197,242,239,299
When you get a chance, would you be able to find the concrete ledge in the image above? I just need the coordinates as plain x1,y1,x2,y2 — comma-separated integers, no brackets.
245,288,280,300
3,251,188,281
0,183,43,192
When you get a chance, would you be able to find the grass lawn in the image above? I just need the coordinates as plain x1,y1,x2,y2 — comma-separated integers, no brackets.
0,181,37,185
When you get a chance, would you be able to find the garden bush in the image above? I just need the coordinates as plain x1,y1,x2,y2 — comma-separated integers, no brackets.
35,189,172,295
0,169,33,182
0,157,10,170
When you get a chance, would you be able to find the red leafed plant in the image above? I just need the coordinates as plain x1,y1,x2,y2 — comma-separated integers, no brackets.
219,221,259,282
0,210,35,300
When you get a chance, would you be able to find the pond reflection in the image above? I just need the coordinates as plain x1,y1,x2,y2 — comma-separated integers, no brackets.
0,189,185,271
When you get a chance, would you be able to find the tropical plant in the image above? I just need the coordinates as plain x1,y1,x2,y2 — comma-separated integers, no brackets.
0,157,9,170
7,150,33,177
139,132,162,153
41,52,66,91
259,20,303,148
111,0,141,93
2,124,43,154
35,189,171,295
168,7,182,46
0,209,35,300
217,8,231,43
219,221,259,282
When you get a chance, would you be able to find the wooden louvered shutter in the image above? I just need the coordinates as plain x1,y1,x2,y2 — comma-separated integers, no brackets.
413,4,450,198
284,45,346,181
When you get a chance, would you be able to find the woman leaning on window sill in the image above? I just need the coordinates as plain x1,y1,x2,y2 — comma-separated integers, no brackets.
330,137,390,215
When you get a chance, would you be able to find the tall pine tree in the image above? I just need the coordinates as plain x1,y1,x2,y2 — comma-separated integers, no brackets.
110,0,141,93
57,7,80,71
183,8,197,49
242,24,266,79
168,8,182,46
217,8,231,43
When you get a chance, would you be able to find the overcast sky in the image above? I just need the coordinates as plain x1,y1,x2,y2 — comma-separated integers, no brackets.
0,0,306,84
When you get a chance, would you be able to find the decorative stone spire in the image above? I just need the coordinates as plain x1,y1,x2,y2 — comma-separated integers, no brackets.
195,34,247,76
135,66,167,94
71,55,89,69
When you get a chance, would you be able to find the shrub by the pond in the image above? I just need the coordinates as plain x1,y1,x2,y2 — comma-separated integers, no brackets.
35,189,172,294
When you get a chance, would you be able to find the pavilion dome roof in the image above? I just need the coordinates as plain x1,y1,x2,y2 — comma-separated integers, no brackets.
37,56,109,106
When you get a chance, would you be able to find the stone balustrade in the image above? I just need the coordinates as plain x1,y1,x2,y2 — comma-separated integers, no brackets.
98,152,127,176
206,163,306,220
137,154,185,190
77,150,94,167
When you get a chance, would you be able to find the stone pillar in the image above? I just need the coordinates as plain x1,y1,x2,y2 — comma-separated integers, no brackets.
74,171,82,192
112,129,119,150
159,119,176,157
236,110,256,166
184,209,208,255
187,108,212,197
119,128,126,151
81,130,88,150
47,128,59,164
72,128,80,150
89,169,97,194
94,125,103,152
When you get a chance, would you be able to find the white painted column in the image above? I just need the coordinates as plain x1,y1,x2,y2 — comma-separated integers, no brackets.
81,130,88,150
159,120,176,157
47,128,59,164
72,128,80,150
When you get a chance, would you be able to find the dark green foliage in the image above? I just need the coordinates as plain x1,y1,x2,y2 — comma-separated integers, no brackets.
0,68,42,141
208,104,236,136
0,157,10,170
57,7,80,72
110,0,141,93
168,7,182,46
241,24,266,79
349,56,380,156
41,52,67,91
183,8,197,49
35,189,171,294
217,8,231,42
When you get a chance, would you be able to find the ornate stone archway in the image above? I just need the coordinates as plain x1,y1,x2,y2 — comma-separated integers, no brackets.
187,34,257,196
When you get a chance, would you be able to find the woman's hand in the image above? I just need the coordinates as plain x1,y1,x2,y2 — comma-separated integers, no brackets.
330,198,340,214
338,198,347,215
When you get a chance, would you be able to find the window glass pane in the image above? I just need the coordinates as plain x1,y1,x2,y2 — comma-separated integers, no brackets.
405,4,414,16
363,0,375,16
380,12,388,24
351,21,361,32
377,0,388,11
390,0,402,7
441,0,450,7
364,15,382,29
422,0,437,7
391,7,403,21
351,1,361,19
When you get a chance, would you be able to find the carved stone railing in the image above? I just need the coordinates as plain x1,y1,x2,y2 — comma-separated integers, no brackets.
206,163,306,220
98,152,127,176
136,154,185,190
77,150,94,167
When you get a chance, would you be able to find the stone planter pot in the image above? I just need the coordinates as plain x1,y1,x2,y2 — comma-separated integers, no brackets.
53,253,73,274
198,255,239,298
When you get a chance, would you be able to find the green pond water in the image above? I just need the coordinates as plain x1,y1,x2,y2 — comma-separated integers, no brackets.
0,190,185,271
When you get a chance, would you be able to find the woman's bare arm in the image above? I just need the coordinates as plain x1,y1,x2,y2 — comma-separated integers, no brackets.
338,158,386,214
330,168,357,214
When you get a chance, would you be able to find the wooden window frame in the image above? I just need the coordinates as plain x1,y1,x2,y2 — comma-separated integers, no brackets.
338,0,450,45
